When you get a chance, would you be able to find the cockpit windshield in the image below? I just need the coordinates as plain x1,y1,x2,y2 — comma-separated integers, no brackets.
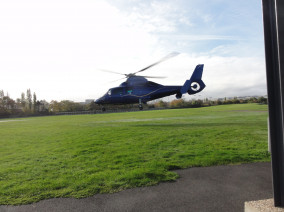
107,87,125,96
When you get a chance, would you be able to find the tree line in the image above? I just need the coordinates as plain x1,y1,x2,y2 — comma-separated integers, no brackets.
0,88,267,118
0,89,106,118
0,89,49,118
150,96,268,109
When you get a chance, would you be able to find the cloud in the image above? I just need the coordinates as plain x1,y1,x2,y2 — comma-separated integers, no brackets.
145,53,267,99
0,0,266,102
0,1,162,100
159,34,241,41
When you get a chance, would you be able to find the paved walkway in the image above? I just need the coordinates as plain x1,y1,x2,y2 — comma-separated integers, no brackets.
0,162,272,212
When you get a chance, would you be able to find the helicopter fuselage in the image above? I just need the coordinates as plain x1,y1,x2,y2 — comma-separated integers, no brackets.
95,81,181,105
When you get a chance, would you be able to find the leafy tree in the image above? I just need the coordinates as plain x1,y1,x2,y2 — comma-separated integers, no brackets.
0,90,4,111
5,96,15,110
49,100,84,113
49,100,61,113
21,92,26,109
258,96,268,104
87,101,96,110
170,99,186,108
248,97,258,103
33,92,37,112
232,99,240,104
154,100,168,108
192,99,203,107
16,98,21,109
39,100,49,112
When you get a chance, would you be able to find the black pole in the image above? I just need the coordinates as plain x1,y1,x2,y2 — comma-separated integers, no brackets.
262,0,284,207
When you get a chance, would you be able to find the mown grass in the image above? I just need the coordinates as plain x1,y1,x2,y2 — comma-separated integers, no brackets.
0,104,270,205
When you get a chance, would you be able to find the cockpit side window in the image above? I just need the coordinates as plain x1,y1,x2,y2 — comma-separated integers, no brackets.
107,88,125,96
112,88,125,95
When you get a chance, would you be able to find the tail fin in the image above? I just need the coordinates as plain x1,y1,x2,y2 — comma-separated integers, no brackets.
189,64,204,82
179,64,206,97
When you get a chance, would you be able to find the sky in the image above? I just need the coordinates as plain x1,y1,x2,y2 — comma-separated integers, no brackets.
0,0,266,102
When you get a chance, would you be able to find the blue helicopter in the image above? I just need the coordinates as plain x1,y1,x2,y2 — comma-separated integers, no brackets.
95,53,206,110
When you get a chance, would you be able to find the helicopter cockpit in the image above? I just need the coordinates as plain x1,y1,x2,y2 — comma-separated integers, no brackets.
107,87,125,96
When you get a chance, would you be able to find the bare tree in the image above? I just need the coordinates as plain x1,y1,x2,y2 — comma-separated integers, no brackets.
26,89,32,111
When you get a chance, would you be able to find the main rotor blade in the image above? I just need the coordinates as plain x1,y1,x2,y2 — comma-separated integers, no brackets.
139,75,167,79
134,52,180,74
108,77,127,83
99,69,125,76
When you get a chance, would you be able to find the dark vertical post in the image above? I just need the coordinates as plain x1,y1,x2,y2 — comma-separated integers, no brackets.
262,0,284,207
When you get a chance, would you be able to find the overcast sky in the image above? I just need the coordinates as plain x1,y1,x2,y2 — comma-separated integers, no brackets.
0,0,266,102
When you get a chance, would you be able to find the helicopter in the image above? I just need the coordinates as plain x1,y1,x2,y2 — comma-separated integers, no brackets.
95,52,206,110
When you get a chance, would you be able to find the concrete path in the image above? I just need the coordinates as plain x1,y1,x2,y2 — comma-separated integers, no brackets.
0,162,272,212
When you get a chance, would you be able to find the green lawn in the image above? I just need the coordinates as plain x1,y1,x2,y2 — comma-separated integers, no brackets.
0,104,270,205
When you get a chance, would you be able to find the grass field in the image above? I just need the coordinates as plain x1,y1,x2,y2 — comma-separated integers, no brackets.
0,104,270,205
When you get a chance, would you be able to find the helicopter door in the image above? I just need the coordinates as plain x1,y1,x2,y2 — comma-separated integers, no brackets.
127,88,133,95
